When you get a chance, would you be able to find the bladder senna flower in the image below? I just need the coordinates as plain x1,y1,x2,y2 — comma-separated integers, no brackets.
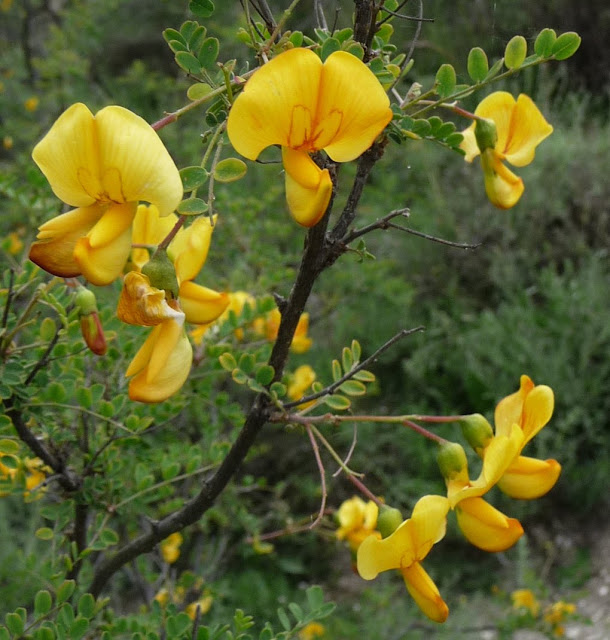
439,434,525,553
357,495,450,623
227,48,392,226
30,103,182,285
492,375,561,499
118,271,192,403
460,92,553,209
336,496,380,553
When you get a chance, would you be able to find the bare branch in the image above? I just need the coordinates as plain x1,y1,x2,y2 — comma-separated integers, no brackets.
342,208,410,244
385,223,481,249
306,425,327,530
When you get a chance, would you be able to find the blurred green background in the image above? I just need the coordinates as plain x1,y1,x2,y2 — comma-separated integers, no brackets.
0,0,608,637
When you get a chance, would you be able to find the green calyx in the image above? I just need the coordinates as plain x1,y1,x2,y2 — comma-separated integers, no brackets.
141,249,179,298
377,505,403,538
437,441,468,480
474,117,498,152
459,413,494,453
74,286,98,316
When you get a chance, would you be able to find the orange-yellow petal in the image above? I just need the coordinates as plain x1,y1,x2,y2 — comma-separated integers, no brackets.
179,281,230,325
169,216,215,284
503,94,553,167
32,103,100,208
520,384,554,446
29,205,103,278
132,204,178,269
227,48,323,160
481,149,524,209
401,563,449,623
498,456,561,499
118,271,183,326
455,496,523,552
282,147,332,227
74,201,137,285
316,51,392,162
473,91,516,158
495,375,535,438
94,106,183,216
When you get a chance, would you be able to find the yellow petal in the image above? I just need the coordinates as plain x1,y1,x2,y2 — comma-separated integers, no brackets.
498,456,561,499
409,495,450,557
503,94,553,167
474,91,516,158
118,271,183,326
317,51,392,162
74,202,137,286
95,105,183,216
29,205,103,278
287,364,316,401
282,147,332,227
481,149,524,209
179,281,230,324
132,204,178,269
455,496,523,552
32,103,100,208
494,375,535,438
227,48,322,160
459,122,479,163
127,321,192,403
401,563,449,623
169,216,215,284
521,384,554,445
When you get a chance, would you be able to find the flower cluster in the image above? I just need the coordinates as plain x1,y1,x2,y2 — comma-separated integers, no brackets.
0,455,49,500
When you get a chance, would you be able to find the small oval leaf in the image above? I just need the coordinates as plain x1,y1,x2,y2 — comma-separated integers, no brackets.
213,158,247,183
551,31,581,60
435,63,456,98
198,37,220,69
187,82,213,101
339,380,367,396
467,47,489,82
36,527,54,540
175,51,202,75
320,37,341,61
534,28,557,57
177,198,208,215
324,394,351,411
180,166,209,191
504,35,527,69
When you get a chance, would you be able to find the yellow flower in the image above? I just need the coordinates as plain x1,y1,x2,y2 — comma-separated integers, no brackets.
460,92,553,209
544,600,576,635
287,365,316,403
24,96,39,112
29,103,182,285
185,594,213,619
261,308,313,353
511,589,540,617
23,457,50,500
130,204,178,271
357,495,450,623
440,434,525,552
298,622,325,639
227,48,392,226
118,272,193,403
2,136,13,150
492,375,561,499
160,532,183,564
336,496,380,553
7,231,24,254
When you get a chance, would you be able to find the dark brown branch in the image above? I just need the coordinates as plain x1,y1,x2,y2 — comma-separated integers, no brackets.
67,502,88,581
353,0,377,58
342,208,410,244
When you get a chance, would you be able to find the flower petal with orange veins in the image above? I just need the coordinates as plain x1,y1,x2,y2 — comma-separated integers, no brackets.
127,321,192,403
74,201,137,285
32,103,100,208
95,106,183,216
401,563,449,623
118,271,183,326
227,48,323,160
481,148,524,210
455,496,523,552
169,216,216,284
283,147,332,226
504,94,553,167
498,456,561,500
317,51,392,162
179,281,230,325
29,205,103,278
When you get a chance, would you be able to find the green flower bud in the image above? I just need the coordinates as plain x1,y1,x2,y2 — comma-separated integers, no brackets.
141,249,179,298
377,504,403,539
437,441,468,480
74,286,98,316
474,116,497,152
459,413,494,454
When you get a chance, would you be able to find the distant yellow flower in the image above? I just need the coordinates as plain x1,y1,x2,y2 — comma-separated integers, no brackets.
336,496,380,553
153,588,169,607
23,458,50,500
2,136,12,150
460,92,553,209
261,308,313,353
7,231,23,254
511,589,540,617
544,600,576,636
185,594,213,619
287,365,316,403
190,290,255,344
29,103,182,285
24,96,39,112
357,495,450,623
298,622,325,639
160,532,183,564
227,48,392,226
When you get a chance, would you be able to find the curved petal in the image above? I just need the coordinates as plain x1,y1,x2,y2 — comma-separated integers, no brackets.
291,312,312,353
132,205,178,269
127,322,192,403
179,281,230,325
459,123,480,163
409,495,450,556
169,216,215,284
227,48,323,160
118,271,183,326
95,106,183,216
521,384,554,445
282,147,332,226
498,456,561,499
74,202,137,285
455,497,523,552
401,563,449,623
504,94,553,167
317,51,392,162
29,205,103,278
336,496,367,538
357,520,414,579
495,375,535,438
481,149,524,210
473,91,516,156
32,103,99,208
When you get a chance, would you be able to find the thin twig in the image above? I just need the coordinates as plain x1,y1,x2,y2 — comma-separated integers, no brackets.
306,425,327,530
1,269,14,331
347,473,383,507
341,208,410,244
282,326,424,410
333,425,357,477
385,223,482,249
314,0,328,30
